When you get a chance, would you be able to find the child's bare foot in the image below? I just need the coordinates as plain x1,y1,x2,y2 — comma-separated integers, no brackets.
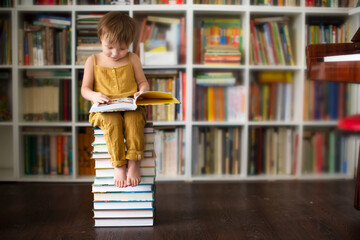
127,160,141,187
114,165,127,188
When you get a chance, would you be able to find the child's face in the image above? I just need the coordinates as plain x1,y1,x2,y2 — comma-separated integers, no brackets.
101,37,129,62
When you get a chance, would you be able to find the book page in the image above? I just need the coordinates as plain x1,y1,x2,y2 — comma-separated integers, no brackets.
89,98,136,113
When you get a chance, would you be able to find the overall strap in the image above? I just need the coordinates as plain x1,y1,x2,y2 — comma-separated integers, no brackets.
93,54,97,65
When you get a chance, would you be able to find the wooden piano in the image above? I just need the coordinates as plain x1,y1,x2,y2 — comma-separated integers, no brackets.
306,27,360,210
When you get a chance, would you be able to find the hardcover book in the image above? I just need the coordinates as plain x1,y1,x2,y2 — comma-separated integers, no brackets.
89,91,180,113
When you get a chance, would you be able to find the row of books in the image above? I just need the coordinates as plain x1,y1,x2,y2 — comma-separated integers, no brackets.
77,72,91,122
76,14,103,65
0,71,11,121
78,127,95,176
302,129,360,176
92,122,155,227
194,18,242,65
22,70,72,122
193,127,242,175
194,84,246,122
136,15,186,66
155,127,185,176
305,21,349,45
134,0,184,3
251,0,298,6
145,70,186,121
249,127,297,175
305,0,357,7
0,0,13,7
193,0,241,4
0,18,11,65
250,17,294,66
19,14,71,66
249,71,294,121
23,127,72,175
28,0,73,4
303,80,360,121
18,0,358,5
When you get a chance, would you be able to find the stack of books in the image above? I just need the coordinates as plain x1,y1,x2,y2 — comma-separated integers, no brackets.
92,122,156,227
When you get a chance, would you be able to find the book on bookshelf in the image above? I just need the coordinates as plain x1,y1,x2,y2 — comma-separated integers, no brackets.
0,71,11,121
21,70,72,122
26,0,73,5
193,0,240,4
250,16,294,66
154,127,185,176
248,127,296,176
0,0,13,7
0,16,11,65
92,123,156,227
303,79,360,121
76,14,104,65
22,127,72,176
77,71,91,122
194,18,242,65
251,0,299,6
144,70,186,121
194,72,246,122
19,14,72,66
305,0,354,7
249,71,294,121
134,0,184,4
305,17,349,45
192,127,241,175
78,0,132,4
78,127,95,176
302,128,360,176
135,15,186,65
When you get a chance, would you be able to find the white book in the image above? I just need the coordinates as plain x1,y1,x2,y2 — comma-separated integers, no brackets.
93,209,153,218
93,192,154,201
92,150,154,159
92,184,153,193
95,167,155,177
95,158,155,168
92,142,154,153
94,176,155,185
93,200,153,210
94,218,153,227
92,132,155,147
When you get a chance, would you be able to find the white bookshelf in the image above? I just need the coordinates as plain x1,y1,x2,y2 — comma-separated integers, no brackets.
1,1,359,182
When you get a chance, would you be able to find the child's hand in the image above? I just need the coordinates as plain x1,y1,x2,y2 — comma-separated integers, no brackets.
134,91,143,99
92,92,111,105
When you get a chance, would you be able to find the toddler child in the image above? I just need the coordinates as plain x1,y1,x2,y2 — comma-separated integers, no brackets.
81,12,149,188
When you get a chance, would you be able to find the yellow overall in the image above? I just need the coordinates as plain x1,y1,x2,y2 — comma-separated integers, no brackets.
89,53,147,167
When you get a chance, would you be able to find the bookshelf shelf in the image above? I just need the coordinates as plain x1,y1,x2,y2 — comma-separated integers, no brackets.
1,3,359,182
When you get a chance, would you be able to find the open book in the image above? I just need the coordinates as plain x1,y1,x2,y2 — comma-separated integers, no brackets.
89,91,180,113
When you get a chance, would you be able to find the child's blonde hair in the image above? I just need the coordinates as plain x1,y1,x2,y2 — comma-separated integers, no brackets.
97,12,138,46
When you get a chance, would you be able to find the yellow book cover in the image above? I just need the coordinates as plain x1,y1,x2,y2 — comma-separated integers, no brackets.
257,71,292,83
89,91,180,113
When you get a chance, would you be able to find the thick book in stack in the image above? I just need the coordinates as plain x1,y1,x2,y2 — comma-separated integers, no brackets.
92,122,156,227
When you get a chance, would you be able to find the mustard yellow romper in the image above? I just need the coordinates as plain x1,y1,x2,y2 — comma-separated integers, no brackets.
89,53,147,167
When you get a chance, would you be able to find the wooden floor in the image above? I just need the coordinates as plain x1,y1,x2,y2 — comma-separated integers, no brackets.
1,180,360,240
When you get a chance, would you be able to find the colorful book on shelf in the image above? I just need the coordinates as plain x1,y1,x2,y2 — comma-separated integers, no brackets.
201,18,242,65
89,91,180,113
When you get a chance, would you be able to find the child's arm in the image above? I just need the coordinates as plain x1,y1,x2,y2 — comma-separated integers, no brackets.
130,53,150,98
81,55,112,105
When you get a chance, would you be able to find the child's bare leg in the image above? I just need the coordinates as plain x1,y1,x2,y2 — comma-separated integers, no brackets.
114,165,128,188
127,160,141,187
